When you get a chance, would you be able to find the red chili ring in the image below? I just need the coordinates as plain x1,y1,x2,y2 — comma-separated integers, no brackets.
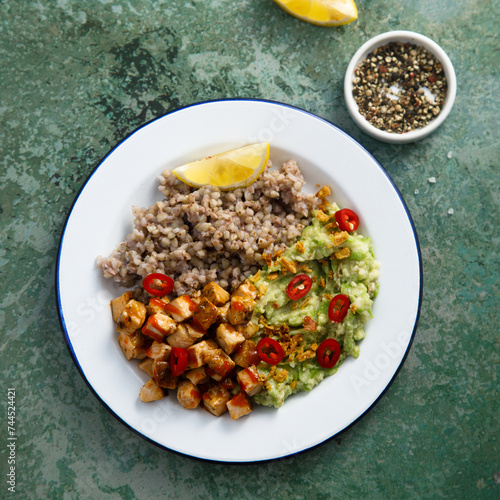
328,294,351,323
335,208,359,232
143,273,174,296
317,338,341,369
256,338,285,365
286,274,313,301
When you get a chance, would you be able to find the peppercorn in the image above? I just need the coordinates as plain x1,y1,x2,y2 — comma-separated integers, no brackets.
352,42,448,134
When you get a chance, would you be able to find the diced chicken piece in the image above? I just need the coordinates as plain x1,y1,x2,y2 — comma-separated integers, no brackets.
201,281,230,306
110,291,134,322
117,299,147,334
192,297,219,330
235,322,260,339
138,358,154,377
167,322,205,349
228,296,256,325
177,380,202,409
153,359,176,389
217,302,230,323
215,323,245,355
220,377,236,391
237,365,264,396
139,378,165,403
146,297,170,316
145,341,172,361
202,384,231,416
226,392,253,420
118,331,149,360
232,340,261,368
186,339,219,369
204,348,235,381
142,313,177,342
164,295,197,322
185,366,210,386
233,280,258,300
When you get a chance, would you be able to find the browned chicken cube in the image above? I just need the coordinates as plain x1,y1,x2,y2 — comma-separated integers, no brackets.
153,359,176,389
189,290,202,305
217,302,231,323
139,378,165,402
202,384,231,416
237,365,264,396
145,341,172,361
138,358,154,377
146,296,170,316
233,280,258,300
142,313,177,342
204,348,235,381
201,281,230,306
118,331,149,360
185,366,210,386
226,392,253,420
186,339,218,369
167,322,205,349
215,323,245,355
110,291,134,322
164,295,197,322
227,296,256,325
177,380,202,409
117,299,147,334
232,340,260,368
192,297,219,330
235,322,260,339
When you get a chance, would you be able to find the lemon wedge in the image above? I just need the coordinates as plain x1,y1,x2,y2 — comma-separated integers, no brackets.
172,142,270,191
273,0,358,26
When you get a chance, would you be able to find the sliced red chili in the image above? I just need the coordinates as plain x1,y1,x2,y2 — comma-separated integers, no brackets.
143,273,174,296
286,274,313,300
170,347,188,377
328,294,351,323
317,338,341,369
335,208,359,232
256,338,285,365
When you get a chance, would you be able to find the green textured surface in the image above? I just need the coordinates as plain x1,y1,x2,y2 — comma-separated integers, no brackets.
1,0,499,498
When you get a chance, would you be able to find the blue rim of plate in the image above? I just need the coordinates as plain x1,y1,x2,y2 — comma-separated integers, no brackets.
55,98,423,463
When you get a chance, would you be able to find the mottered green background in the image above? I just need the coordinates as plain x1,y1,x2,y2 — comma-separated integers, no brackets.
0,0,498,498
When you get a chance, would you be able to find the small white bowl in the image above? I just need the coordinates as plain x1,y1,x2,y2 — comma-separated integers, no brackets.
344,31,457,144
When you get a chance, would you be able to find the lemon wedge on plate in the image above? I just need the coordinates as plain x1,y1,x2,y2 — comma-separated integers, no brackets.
173,142,270,191
273,0,358,26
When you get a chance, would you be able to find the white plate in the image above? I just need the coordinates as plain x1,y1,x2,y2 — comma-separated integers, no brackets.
56,99,422,463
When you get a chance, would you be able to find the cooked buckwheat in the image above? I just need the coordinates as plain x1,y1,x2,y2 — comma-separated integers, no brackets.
97,159,320,295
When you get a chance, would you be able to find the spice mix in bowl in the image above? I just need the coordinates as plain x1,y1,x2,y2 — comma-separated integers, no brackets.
344,31,457,144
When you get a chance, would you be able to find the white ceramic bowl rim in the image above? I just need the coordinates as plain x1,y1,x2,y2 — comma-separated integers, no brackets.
344,30,457,143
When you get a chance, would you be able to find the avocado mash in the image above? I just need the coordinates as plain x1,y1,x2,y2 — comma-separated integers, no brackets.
249,203,380,407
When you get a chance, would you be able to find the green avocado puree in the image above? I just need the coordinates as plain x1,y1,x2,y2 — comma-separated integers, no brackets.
249,204,380,408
